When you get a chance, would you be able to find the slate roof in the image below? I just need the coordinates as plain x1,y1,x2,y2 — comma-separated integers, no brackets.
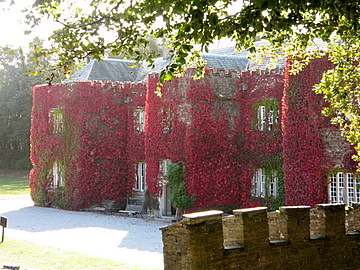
209,46,248,56
67,59,139,83
67,38,327,83
204,54,249,71
65,52,250,83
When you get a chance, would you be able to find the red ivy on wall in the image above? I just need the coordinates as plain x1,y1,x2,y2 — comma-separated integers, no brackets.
145,69,285,210
31,81,146,209
31,60,350,211
282,57,334,206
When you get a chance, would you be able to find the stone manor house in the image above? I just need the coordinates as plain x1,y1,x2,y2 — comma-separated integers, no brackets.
30,48,358,216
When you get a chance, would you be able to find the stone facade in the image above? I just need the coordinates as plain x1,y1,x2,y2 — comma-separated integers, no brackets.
161,204,360,270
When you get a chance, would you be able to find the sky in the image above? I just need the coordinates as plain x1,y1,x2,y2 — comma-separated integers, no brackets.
0,0,236,51
0,1,57,48
0,1,33,47
0,1,28,47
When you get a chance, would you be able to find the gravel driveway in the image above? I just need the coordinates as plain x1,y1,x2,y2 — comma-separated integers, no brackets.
0,195,167,269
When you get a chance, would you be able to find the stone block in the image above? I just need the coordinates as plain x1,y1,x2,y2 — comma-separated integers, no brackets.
233,207,268,248
280,206,311,243
317,204,345,238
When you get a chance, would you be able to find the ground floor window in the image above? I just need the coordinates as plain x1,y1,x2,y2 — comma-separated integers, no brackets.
51,160,64,189
134,162,146,192
252,168,278,197
329,172,360,205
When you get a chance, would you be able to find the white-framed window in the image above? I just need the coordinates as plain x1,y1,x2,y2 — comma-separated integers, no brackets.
268,109,274,131
329,172,359,205
51,160,64,189
256,102,278,131
269,171,278,197
134,162,146,192
49,108,64,134
134,108,145,133
258,105,266,131
252,168,278,197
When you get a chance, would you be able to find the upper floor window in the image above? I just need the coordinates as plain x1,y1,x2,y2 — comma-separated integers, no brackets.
255,100,278,131
160,106,173,132
252,168,278,197
134,162,146,192
159,159,171,178
258,105,266,131
49,108,64,134
329,172,359,206
134,108,145,133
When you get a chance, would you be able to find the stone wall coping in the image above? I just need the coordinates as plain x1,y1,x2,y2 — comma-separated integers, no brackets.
317,203,345,208
280,206,311,210
183,210,223,220
233,206,268,213
224,245,245,250
162,203,360,269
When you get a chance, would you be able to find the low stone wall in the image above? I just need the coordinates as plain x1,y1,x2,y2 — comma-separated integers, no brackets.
161,204,360,270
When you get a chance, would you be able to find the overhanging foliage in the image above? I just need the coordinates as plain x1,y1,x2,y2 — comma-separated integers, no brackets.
29,0,360,166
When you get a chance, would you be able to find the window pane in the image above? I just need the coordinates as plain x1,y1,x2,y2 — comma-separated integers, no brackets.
269,172,277,197
251,170,257,196
338,172,344,203
260,169,265,198
258,106,266,131
53,161,58,187
329,174,337,203
141,163,146,191
348,173,354,205
160,159,170,177
50,109,64,134
134,108,145,133
356,177,360,203
268,109,274,131
252,169,262,197
52,160,64,188
161,106,173,132
135,162,146,191
252,168,279,198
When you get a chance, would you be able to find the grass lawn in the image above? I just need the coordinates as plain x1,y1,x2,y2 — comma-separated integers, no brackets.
0,169,161,270
0,238,159,270
0,169,30,197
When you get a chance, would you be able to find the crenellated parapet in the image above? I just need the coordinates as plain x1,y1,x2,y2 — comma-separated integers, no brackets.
161,204,360,270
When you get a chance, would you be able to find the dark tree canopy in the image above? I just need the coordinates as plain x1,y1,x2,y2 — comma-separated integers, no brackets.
32,0,360,165
0,40,65,169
